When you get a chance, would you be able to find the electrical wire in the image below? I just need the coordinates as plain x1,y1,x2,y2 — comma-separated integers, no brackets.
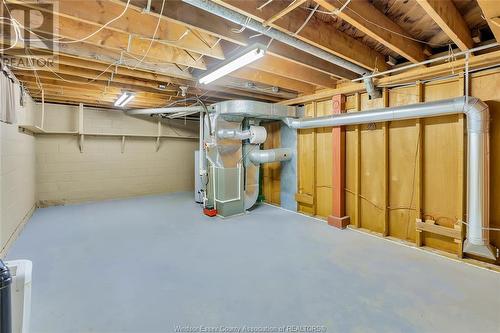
302,1,451,47
126,0,166,70
1,0,132,44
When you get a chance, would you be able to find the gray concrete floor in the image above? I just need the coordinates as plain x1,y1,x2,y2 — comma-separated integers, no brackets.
7,192,500,333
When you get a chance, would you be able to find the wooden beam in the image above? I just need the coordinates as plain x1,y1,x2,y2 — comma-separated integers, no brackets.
266,40,358,80
251,55,337,88
9,0,225,59
280,50,500,105
215,0,388,72
231,68,315,94
476,0,500,43
263,0,307,26
0,39,194,82
314,0,426,63
4,6,207,69
415,0,473,51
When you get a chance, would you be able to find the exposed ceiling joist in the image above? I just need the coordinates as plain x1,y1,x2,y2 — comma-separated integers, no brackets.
314,0,426,63
476,0,500,43
6,0,225,59
250,55,337,88
230,68,315,94
263,0,307,26
2,8,207,69
212,0,389,72
415,0,473,51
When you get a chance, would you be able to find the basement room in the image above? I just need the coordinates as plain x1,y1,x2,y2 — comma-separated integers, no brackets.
0,0,499,332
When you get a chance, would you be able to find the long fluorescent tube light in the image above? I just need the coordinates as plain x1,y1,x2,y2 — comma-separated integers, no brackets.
198,44,266,84
114,92,135,107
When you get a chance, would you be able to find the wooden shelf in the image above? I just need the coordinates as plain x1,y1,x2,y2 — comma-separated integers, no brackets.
19,125,78,135
19,126,198,140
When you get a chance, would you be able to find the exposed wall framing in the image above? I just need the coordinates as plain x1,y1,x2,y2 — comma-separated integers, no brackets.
295,67,500,263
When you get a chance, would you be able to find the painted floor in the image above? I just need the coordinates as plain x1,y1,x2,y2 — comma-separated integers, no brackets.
7,192,500,333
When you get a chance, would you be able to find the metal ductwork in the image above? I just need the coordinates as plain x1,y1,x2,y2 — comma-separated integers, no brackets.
284,96,495,260
249,148,292,165
182,0,381,99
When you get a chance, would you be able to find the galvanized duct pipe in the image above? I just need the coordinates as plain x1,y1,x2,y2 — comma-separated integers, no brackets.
182,0,380,98
217,128,252,141
244,147,293,210
284,96,495,260
249,148,292,165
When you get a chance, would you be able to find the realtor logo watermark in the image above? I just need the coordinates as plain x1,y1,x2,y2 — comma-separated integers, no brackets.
0,1,58,70
174,325,328,333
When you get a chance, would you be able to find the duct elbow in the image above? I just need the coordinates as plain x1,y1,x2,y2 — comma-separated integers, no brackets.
464,97,490,133
283,117,300,129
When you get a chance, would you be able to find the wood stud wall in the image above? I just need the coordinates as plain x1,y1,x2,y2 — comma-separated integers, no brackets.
289,69,500,263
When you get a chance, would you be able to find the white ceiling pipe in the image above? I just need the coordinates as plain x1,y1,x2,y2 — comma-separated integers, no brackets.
284,96,496,260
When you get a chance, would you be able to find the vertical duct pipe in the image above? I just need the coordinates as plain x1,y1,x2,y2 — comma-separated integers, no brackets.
284,96,496,260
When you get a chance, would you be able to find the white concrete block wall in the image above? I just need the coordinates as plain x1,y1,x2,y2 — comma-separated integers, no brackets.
36,136,198,204
0,84,37,254
35,103,199,205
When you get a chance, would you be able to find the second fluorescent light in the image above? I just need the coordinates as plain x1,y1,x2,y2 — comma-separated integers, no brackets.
199,44,266,84
114,92,135,107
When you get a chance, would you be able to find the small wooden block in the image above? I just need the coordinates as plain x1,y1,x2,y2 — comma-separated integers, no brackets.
328,215,350,229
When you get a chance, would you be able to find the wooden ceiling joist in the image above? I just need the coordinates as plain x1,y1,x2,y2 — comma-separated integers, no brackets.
3,9,207,69
230,68,315,94
6,0,225,60
250,55,337,88
212,0,389,72
314,0,426,63
263,0,307,26
476,0,500,43
415,0,474,51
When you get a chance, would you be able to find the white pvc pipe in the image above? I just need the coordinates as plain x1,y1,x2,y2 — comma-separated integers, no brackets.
284,96,495,260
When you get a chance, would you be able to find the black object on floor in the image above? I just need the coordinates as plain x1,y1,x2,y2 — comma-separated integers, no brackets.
0,260,12,333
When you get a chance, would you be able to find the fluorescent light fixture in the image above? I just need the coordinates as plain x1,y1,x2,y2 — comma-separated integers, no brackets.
114,92,135,107
199,44,266,84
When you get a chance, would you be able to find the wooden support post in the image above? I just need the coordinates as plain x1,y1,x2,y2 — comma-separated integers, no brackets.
415,82,424,247
354,93,361,228
382,88,390,237
328,94,350,229
312,101,317,216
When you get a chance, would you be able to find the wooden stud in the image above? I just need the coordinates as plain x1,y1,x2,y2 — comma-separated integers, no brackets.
415,81,424,247
382,88,390,237
354,93,361,228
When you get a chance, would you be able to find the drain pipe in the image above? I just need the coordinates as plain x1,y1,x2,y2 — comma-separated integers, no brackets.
284,96,495,260
182,0,381,99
